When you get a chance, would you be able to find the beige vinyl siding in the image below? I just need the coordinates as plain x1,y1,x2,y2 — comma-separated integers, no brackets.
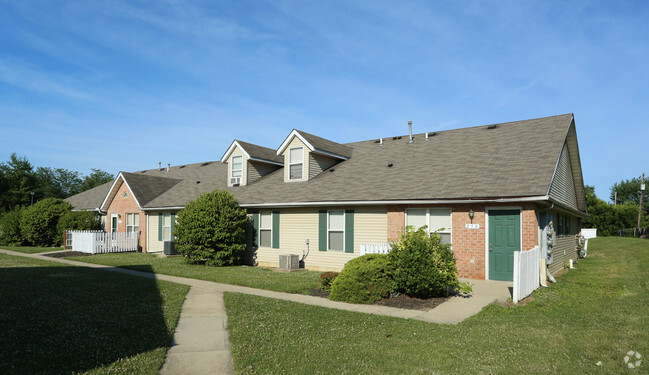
255,207,388,271
148,213,164,252
353,207,388,250
548,211,580,274
548,235,579,274
227,147,248,186
309,153,338,179
283,137,309,182
549,144,578,211
248,160,280,184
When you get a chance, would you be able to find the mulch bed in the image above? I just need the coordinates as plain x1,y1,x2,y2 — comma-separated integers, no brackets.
43,251,93,258
308,289,449,311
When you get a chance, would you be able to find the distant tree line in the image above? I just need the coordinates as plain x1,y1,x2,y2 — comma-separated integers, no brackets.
0,153,114,213
583,176,648,236
0,153,113,246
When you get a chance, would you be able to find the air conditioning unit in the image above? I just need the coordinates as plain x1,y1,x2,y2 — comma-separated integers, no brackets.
279,254,300,270
230,177,241,186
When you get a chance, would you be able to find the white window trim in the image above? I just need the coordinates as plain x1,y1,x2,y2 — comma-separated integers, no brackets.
162,213,172,242
110,213,118,233
288,147,304,180
231,155,243,179
259,211,273,248
126,213,139,235
327,210,345,251
405,208,452,244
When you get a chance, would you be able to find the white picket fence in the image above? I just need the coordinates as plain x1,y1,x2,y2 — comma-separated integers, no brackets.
68,230,139,254
360,243,391,256
513,246,541,303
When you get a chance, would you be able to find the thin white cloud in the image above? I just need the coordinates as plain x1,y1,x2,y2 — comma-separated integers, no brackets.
0,60,92,100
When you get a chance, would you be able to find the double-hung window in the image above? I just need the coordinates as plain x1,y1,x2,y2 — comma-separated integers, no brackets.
289,147,303,180
406,208,452,245
126,213,139,237
328,210,345,251
259,211,272,247
231,156,242,180
162,213,172,241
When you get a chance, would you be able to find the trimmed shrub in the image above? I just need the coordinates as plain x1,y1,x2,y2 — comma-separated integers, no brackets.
57,211,102,233
20,198,71,246
319,272,339,292
0,207,26,245
389,226,460,298
329,254,392,304
174,190,249,266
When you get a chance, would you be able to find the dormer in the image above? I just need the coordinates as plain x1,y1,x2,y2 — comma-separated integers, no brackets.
220,140,283,187
276,130,352,183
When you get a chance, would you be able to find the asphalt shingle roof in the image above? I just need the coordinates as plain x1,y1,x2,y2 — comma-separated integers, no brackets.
66,114,576,210
65,181,113,211
296,129,353,158
235,140,283,164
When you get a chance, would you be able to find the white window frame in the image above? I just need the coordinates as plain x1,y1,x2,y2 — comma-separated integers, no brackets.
110,213,118,233
289,147,304,180
405,208,452,245
126,213,139,237
259,211,273,248
162,213,172,241
231,155,243,179
327,210,345,251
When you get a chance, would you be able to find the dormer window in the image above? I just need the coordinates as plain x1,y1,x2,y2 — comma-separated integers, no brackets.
231,156,243,180
289,147,303,180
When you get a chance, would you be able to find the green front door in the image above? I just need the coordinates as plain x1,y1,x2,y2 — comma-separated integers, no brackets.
488,209,520,281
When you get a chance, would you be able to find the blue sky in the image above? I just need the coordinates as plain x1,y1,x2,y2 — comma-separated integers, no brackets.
1,1,647,201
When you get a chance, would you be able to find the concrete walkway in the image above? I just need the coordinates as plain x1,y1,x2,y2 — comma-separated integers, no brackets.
1,249,513,372
159,287,234,375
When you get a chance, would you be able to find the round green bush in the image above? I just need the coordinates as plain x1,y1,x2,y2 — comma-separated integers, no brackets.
20,198,71,246
0,207,26,246
57,211,102,233
329,254,393,304
173,190,249,266
389,226,460,298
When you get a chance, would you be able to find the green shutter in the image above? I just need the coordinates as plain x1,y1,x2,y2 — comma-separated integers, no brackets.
170,213,175,241
272,211,280,249
318,210,327,251
345,210,354,253
158,214,163,241
252,213,259,247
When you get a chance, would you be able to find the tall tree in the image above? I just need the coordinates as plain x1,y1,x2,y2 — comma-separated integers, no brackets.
0,153,38,212
610,177,648,206
35,167,83,199
80,169,114,192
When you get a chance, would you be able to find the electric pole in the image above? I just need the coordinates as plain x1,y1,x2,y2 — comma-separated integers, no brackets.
638,173,645,231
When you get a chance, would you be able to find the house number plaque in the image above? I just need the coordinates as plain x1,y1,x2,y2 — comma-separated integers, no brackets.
465,223,480,229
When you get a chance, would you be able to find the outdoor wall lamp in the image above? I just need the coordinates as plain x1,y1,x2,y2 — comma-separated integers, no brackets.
468,209,475,223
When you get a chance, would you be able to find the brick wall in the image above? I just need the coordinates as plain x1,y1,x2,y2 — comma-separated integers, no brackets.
105,180,147,251
387,205,405,241
452,205,486,279
385,202,541,280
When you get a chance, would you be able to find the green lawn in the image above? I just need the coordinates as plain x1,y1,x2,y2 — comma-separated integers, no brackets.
67,252,321,294
0,253,189,375
0,245,63,253
224,237,649,374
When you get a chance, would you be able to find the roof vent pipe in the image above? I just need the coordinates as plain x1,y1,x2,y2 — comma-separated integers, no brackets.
158,162,162,170
408,121,413,143
380,138,383,146
425,132,429,141
166,163,170,172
